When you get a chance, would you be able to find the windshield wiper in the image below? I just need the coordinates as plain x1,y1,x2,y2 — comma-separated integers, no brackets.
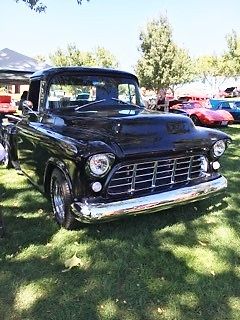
75,98,143,111
111,98,142,108
75,99,106,110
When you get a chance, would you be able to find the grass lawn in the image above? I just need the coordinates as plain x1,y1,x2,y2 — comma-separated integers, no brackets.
0,125,240,320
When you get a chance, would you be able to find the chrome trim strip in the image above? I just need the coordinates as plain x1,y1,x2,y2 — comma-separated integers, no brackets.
152,160,158,187
71,176,227,223
188,156,193,180
130,164,137,192
171,159,177,183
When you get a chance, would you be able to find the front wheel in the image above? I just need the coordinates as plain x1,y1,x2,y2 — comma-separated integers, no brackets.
50,168,76,229
190,115,201,126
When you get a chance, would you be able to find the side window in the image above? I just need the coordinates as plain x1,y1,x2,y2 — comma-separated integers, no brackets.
118,84,136,104
28,80,40,111
235,102,240,108
220,102,230,110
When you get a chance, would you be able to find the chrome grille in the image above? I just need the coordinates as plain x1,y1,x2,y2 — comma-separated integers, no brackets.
107,155,207,196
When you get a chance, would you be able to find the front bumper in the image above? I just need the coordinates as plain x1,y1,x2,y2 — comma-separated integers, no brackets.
71,176,227,223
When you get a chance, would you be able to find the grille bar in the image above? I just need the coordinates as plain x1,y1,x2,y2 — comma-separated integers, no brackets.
171,159,177,184
152,161,158,187
130,164,137,192
108,155,207,196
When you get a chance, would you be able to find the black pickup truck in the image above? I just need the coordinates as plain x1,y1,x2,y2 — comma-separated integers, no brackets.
0,67,231,229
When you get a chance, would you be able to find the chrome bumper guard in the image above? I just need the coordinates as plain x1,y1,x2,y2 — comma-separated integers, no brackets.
71,176,227,223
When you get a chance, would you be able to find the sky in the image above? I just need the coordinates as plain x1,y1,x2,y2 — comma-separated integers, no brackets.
1,0,240,73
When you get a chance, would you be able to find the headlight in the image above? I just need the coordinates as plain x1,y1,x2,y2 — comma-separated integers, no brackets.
87,153,115,177
212,140,226,158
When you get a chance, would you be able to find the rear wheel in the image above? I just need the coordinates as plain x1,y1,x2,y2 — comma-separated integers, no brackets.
50,168,76,229
190,115,201,126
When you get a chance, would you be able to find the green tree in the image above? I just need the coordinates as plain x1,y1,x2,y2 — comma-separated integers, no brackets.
195,55,227,90
195,31,240,91
15,0,88,13
135,15,194,95
49,44,119,68
92,47,119,68
50,44,93,66
34,54,47,63
224,30,240,77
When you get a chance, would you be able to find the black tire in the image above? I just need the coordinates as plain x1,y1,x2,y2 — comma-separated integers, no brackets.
190,115,201,126
2,137,13,169
50,168,76,229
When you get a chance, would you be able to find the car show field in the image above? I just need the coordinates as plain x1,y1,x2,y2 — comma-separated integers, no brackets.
0,124,240,320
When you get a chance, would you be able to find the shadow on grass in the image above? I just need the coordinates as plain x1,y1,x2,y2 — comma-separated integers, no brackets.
1,189,239,320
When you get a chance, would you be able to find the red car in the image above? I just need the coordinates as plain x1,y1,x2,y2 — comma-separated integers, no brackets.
170,101,234,126
0,95,17,115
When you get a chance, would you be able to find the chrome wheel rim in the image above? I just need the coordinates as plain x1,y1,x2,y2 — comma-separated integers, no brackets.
52,179,65,221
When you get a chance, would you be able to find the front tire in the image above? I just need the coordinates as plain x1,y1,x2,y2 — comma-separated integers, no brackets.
50,168,76,229
190,115,201,126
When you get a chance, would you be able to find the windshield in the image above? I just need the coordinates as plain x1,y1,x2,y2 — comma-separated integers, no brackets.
46,73,145,110
180,102,203,109
234,101,240,108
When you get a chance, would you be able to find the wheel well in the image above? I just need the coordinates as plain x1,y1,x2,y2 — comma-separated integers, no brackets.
44,162,73,198
190,114,200,123
44,163,55,197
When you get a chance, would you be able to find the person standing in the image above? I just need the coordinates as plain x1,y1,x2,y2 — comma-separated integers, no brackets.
157,89,168,111
18,91,28,110
140,87,149,108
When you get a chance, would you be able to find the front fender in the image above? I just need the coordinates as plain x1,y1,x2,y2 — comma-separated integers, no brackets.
43,157,82,199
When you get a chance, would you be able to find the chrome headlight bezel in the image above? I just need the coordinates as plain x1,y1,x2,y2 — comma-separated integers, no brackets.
86,153,115,178
211,140,226,158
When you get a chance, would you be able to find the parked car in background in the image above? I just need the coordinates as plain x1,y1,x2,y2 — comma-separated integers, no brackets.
0,95,17,116
76,92,90,100
210,99,240,123
0,67,231,229
170,101,234,126
224,86,240,98
177,94,209,106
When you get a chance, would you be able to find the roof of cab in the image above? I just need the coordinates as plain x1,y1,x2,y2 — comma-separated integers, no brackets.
31,66,138,82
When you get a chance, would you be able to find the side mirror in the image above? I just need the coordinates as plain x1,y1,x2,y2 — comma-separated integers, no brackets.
22,100,38,121
22,100,33,115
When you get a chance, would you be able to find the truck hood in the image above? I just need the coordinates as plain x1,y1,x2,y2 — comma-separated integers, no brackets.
57,108,229,157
